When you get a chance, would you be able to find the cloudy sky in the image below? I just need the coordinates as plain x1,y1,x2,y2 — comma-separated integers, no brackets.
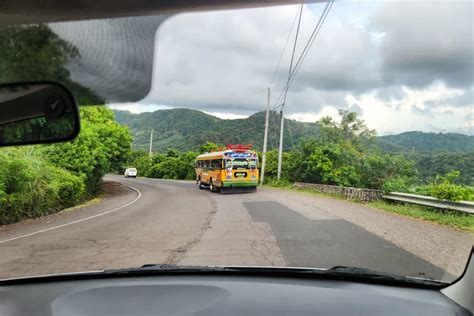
108,1,473,135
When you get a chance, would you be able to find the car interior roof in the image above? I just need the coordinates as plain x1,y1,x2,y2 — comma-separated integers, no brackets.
0,0,321,25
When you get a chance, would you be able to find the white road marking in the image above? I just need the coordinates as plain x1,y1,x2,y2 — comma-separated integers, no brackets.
0,183,142,244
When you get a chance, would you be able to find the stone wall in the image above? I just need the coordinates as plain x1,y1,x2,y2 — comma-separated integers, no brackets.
293,182,384,201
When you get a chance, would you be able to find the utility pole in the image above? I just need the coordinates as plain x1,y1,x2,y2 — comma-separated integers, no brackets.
277,4,303,180
277,108,284,180
260,87,271,185
149,129,154,158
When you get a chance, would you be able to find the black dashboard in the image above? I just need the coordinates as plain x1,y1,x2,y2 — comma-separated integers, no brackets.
0,275,470,315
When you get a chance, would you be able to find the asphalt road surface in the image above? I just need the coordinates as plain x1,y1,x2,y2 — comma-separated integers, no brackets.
0,176,472,281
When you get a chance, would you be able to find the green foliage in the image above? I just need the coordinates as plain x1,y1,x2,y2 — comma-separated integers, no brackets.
43,106,132,191
265,178,291,187
409,152,474,185
318,109,376,149
0,148,85,224
199,141,222,154
378,131,474,153
427,171,473,202
360,153,418,190
113,109,321,153
0,106,133,224
260,111,418,191
382,177,413,193
127,149,197,181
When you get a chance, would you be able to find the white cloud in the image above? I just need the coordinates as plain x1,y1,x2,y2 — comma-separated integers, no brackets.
107,103,171,113
288,106,339,123
346,82,473,135
103,1,472,134
204,112,249,120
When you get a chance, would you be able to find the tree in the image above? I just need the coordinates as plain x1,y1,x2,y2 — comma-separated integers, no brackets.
199,141,222,153
42,107,132,191
318,109,376,149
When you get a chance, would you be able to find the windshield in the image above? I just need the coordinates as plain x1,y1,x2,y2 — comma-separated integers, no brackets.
231,158,249,169
0,1,473,284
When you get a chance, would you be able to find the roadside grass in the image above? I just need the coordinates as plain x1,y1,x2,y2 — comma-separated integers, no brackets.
366,200,474,233
263,184,345,200
264,184,474,233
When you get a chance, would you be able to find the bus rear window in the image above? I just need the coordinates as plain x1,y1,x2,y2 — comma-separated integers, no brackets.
232,158,249,169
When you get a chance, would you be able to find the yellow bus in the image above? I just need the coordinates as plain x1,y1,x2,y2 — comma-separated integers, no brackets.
195,144,259,193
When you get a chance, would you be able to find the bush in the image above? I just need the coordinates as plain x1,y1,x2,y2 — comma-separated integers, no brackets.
427,171,472,202
0,106,132,225
429,183,471,202
382,177,412,193
0,148,85,224
42,106,132,192
266,178,291,187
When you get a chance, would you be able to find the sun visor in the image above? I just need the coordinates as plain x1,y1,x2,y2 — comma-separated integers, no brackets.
0,15,168,105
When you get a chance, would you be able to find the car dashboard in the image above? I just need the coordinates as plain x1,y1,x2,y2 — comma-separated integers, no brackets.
0,275,470,316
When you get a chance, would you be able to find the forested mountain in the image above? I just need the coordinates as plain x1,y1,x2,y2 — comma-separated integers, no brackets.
378,132,474,153
113,109,320,152
113,108,474,154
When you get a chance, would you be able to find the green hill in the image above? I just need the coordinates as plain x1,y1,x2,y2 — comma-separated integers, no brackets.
113,108,474,154
378,131,474,153
113,108,320,152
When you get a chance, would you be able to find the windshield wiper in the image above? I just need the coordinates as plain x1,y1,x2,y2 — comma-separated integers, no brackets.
0,264,446,288
325,266,449,286
103,264,446,287
104,264,237,274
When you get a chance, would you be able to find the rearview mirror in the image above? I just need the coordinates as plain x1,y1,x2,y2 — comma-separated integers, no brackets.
0,82,80,146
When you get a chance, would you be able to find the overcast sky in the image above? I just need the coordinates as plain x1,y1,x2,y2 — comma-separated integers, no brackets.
108,1,473,135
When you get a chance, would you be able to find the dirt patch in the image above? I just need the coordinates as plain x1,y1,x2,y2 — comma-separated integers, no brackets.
98,180,131,198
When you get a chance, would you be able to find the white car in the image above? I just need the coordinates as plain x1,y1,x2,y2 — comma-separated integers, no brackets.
124,168,137,178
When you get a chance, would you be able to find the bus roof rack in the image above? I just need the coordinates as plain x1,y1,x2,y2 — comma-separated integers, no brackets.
227,144,253,152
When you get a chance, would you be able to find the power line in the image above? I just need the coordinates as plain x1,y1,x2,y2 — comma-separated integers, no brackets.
286,0,334,92
282,4,304,108
269,6,301,87
272,0,334,109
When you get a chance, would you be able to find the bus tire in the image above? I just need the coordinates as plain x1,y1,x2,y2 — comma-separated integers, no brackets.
198,179,203,189
210,180,218,193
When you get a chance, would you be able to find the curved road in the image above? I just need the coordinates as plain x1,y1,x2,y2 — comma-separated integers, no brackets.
0,176,472,281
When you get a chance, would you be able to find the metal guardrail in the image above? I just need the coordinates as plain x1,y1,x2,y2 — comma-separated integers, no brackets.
383,192,474,214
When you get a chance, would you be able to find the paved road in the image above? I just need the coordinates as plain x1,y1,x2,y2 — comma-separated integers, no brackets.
0,176,472,281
